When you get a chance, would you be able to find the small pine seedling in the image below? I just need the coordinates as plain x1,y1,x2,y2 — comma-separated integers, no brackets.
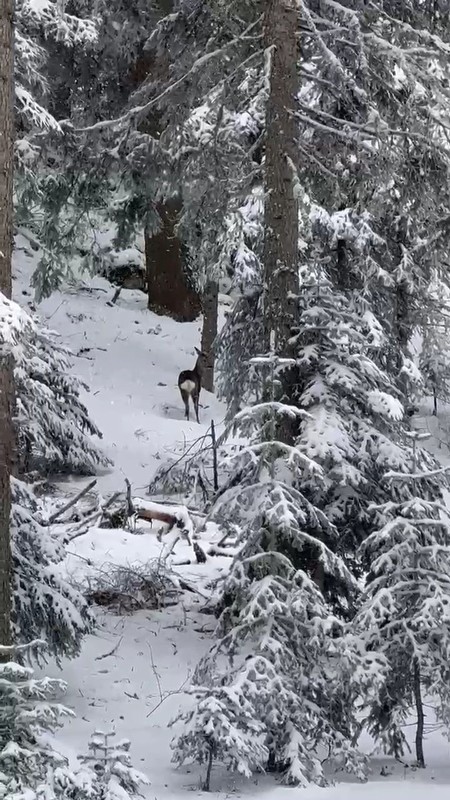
78,730,149,800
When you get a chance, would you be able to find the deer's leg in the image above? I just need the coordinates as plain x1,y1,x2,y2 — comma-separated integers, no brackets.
193,390,200,423
179,387,190,420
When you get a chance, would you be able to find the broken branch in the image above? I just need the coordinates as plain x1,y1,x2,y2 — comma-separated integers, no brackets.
47,479,97,525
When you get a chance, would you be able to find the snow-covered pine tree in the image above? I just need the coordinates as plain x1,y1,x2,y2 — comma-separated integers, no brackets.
131,0,450,424
1,290,93,659
15,315,110,476
291,267,431,553
0,0,15,649
11,478,92,659
14,0,98,298
76,730,149,800
171,686,268,791
419,283,450,416
172,353,385,787
353,431,450,768
15,0,96,138
420,327,450,416
0,639,76,799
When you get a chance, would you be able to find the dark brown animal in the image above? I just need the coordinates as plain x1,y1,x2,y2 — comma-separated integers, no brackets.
178,348,207,423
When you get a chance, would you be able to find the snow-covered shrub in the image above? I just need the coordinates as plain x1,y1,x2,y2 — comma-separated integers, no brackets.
15,317,110,476
76,730,149,800
95,246,146,291
0,640,75,800
12,478,93,659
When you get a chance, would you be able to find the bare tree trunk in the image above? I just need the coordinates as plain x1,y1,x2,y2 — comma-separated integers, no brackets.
263,0,299,451
200,280,218,392
263,0,299,356
134,47,202,325
413,658,425,768
203,743,214,791
145,198,201,322
0,0,14,648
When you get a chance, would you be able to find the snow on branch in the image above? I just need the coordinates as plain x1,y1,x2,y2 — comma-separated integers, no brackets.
76,16,264,134
382,465,450,482
0,292,34,357
15,86,62,131
234,402,312,424
20,0,97,46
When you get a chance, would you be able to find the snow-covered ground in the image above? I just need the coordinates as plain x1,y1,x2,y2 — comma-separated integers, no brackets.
12,237,450,799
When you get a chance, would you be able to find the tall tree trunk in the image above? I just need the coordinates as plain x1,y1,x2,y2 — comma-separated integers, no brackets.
133,34,201,325
0,0,14,648
263,0,299,356
413,658,425,768
203,743,214,792
263,0,299,451
145,199,201,322
200,281,218,392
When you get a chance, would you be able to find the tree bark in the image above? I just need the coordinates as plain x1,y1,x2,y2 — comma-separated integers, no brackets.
263,0,299,451
134,40,202,325
200,280,218,392
413,658,425,768
263,0,299,356
0,0,14,648
203,743,214,791
145,198,201,322
433,385,438,416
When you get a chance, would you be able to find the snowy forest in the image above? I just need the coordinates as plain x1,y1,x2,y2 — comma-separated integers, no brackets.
4,0,450,798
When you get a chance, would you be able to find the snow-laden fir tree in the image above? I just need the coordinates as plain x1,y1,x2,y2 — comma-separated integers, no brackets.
14,1,98,297
116,0,450,339
172,353,386,787
76,730,149,800
420,328,450,417
419,281,450,416
11,478,92,659
1,288,93,658
171,685,268,791
0,639,76,800
15,0,96,138
15,314,110,476
353,431,450,769
291,268,439,553
0,292,34,648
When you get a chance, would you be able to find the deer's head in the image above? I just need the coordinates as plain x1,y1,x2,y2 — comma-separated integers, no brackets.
194,347,208,374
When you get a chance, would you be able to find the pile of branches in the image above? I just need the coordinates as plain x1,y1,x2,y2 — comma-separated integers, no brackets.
85,560,181,614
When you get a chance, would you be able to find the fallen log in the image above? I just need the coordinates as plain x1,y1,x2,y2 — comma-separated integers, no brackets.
135,507,181,528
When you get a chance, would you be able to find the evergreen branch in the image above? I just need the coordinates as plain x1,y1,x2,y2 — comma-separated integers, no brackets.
74,16,264,134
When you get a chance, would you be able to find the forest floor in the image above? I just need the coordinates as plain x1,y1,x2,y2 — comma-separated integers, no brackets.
12,234,450,799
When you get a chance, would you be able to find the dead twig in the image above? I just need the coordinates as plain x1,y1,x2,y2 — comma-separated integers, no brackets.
125,478,135,517
47,479,97,525
146,673,191,718
211,419,219,492
65,491,124,541
95,636,123,661
177,578,209,598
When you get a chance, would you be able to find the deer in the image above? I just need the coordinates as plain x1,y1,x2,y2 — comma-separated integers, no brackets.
178,347,207,423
